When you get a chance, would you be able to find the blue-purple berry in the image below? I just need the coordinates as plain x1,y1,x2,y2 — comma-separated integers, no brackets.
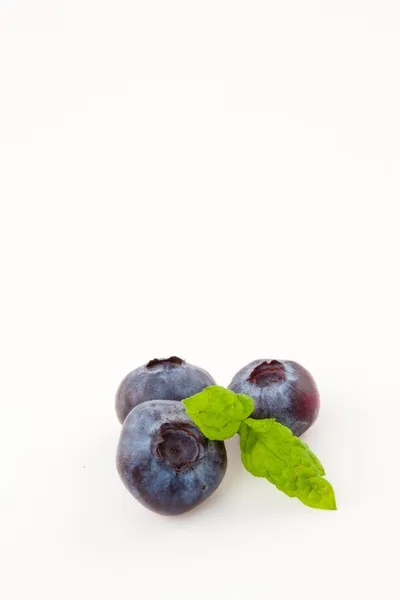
117,400,227,515
115,356,215,424
228,359,319,436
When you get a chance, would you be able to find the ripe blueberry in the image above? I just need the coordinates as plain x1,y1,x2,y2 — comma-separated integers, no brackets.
228,359,319,436
117,400,227,515
115,356,215,424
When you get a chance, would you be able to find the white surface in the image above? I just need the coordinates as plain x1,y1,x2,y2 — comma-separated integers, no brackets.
1,1,399,599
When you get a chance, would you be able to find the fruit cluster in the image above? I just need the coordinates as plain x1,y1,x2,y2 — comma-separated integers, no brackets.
116,357,336,515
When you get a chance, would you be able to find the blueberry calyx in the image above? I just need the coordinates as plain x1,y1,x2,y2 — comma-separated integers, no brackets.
146,356,184,369
154,423,205,472
248,360,286,387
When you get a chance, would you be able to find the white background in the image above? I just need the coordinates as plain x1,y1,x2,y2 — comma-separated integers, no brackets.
1,1,399,599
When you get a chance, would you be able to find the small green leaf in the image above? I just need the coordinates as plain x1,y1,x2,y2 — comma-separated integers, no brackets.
183,386,254,441
239,418,336,510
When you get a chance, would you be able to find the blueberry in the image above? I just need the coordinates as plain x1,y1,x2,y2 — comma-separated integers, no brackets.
117,400,227,515
228,359,319,436
115,356,215,424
